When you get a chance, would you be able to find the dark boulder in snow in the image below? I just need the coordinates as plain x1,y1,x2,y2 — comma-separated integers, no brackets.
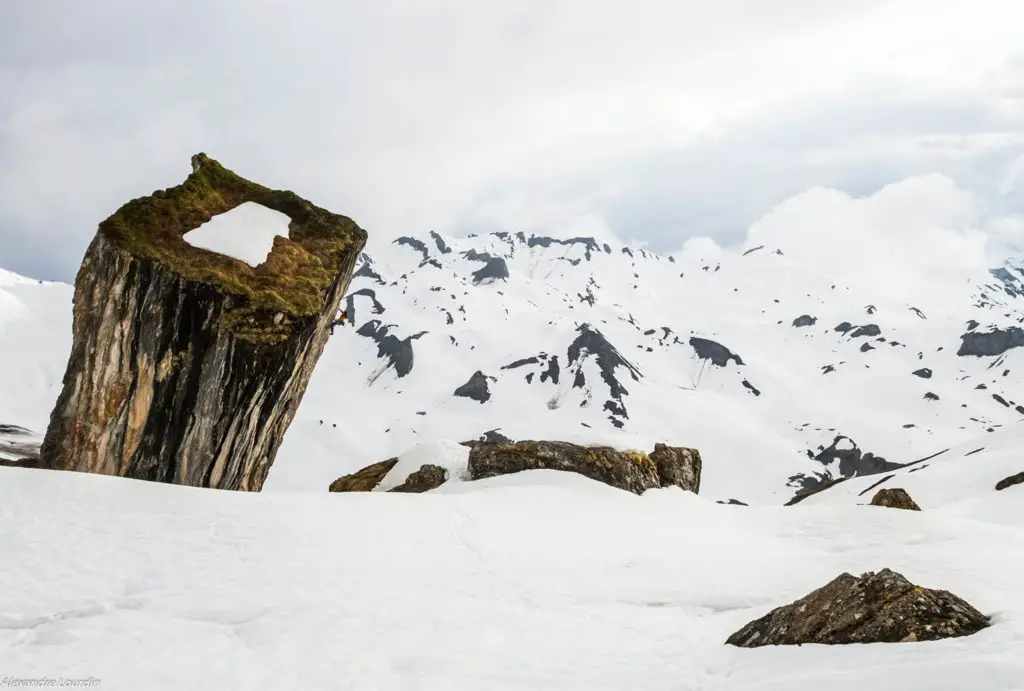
869,487,921,511
792,314,817,328
390,464,448,493
648,443,702,494
726,568,990,647
466,440,701,494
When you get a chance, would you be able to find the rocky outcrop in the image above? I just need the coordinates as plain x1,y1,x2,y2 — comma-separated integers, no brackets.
869,487,921,510
329,439,702,495
466,440,701,494
391,464,448,493
39,154,367,491
995,471,1024,491
329,459,447,494
726,568,989,646
648,443,702,495
329,458,398,492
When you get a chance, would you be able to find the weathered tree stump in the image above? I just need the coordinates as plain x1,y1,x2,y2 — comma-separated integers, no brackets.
39,154,367,490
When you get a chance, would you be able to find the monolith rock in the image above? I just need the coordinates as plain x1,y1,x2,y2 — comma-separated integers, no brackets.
39,153,367,490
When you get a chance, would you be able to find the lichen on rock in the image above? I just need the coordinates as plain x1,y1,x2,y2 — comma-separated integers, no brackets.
466,439,701,495
726,568,990,647
40,154,367,491
97,153,366,345
869,487,921,511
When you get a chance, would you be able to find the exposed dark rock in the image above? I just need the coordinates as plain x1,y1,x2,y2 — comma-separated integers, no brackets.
725,568,990,646
395,236,430,263
344,287,385,325
995,471,1024,491
38,154,366,491
870,488,921,511
850,324,881,338
993,393,1011,407
356,320,426,378
454,370,493,403
860,342,875,352
390,464,448,493
857,474,895,496
466,440,701,494
353,255,385,284
541,356,560,384
741,380,761,396
958,327,1024,357
835,322,853,333
471,257,509,284
924,392,940,401
809,435,903,479
429,230,452,254
502,355,542,370
648,443,701,493
689,337,744,367
567,325,642,424
912,368,932,379
329,458,398,492
785,476,849,505
478,429,513,444
792,314,817,327
525,235,600,260
742,245,765,256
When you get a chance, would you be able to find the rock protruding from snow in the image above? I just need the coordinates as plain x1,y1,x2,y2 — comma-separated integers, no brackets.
958,327,1024,357
995,471,1024,491
725,568,990,647
648,443,702,494
329,458,398,492
869,487,921,511
453,371,493,403
39,154,367,491
466,440,701,495
390,464,448,493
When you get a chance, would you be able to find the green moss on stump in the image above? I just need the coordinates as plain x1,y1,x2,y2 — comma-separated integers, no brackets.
98,153,367,345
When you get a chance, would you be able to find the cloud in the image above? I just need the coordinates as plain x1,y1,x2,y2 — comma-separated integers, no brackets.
0,0,1022,281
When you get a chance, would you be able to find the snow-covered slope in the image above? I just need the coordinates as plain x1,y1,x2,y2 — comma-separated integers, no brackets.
4,220,1024,502
0,463,1021,691
800,422,1024,518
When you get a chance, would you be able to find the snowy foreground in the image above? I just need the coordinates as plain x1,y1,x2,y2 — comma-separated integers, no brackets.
2,465,1022,691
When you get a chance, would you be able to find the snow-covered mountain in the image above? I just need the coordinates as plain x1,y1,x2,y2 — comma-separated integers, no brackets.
3,222,1024,503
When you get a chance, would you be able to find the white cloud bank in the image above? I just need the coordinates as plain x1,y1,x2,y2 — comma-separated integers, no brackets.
0,0,1022,280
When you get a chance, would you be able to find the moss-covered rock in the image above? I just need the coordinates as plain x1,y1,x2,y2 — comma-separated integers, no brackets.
329,458,399,492
39,154,367,491
726,568,990,646
869,487,921,510
466,440,701,494
391,464,448,493
98,153,366,345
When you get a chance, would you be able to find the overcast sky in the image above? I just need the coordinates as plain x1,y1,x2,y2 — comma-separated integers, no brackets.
1,0,1022,281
